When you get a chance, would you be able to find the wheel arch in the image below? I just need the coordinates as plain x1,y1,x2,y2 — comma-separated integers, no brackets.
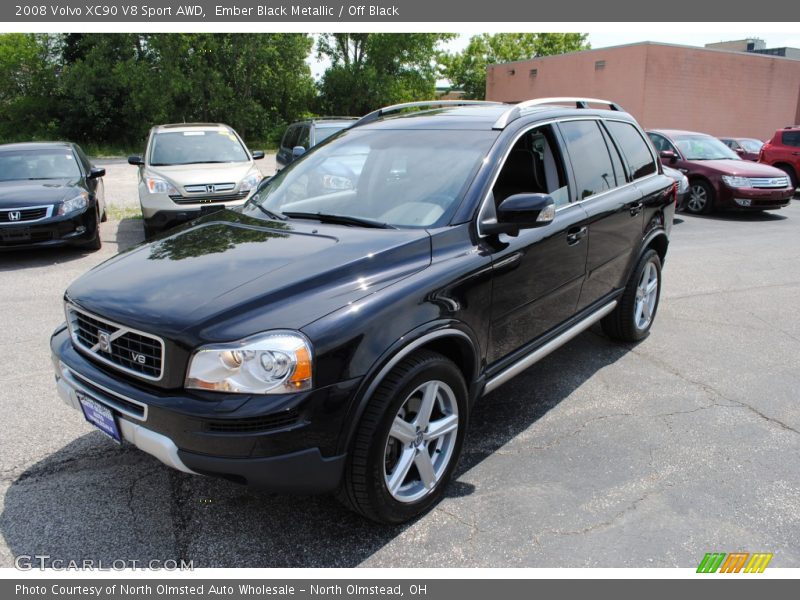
337,324,480,455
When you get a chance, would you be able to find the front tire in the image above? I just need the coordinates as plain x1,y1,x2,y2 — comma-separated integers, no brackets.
603,249,662,342
776,164,798,191
686,180,714,214
339,350,468,524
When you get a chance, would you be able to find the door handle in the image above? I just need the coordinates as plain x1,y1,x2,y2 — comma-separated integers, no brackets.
629,201,643,216
566,226,587,245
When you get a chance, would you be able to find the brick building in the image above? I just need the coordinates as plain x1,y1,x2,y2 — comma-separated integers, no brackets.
486,42,800,140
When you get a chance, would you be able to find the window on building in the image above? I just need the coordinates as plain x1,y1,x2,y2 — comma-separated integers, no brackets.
595,60,606,70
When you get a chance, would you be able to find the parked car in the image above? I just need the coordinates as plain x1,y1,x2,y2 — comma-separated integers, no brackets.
647,129,795,214
662,165,689,211
758,126,800,191
0,142,106,251
719,137,763,161
276,117,358,170
128,123,265,238
52,98,675,524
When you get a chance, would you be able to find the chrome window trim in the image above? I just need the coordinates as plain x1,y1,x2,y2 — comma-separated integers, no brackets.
475,116,661,238
0,204,53,226
61,364,148,422
65,303,166,383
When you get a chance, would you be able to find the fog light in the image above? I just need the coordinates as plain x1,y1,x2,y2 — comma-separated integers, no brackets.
734,198,752,207
75,226,86,234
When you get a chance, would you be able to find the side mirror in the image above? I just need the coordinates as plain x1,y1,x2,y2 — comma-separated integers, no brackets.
659,150,677,163
292,146,306,159
88,166,106,179
482,193,556,236
251,150,265,160
127,155,144,166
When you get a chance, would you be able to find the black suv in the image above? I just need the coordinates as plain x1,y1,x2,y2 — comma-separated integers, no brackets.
51,98,675,524
276,117,357,170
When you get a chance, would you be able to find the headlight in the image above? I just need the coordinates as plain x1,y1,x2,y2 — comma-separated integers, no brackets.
239,171,263,192
145,177,179,195
722,175,752,188
185,331,312,394
57,192,89,216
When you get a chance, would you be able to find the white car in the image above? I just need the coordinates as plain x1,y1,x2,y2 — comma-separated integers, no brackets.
128,123,264,238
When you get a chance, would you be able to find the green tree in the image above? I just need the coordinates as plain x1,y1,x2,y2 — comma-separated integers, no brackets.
317,33,456,116
441,33,590,99
0,34,59,140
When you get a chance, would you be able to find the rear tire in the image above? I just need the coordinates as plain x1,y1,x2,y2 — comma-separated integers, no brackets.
338,350,468,524
776,164,798,191
602,249,662,343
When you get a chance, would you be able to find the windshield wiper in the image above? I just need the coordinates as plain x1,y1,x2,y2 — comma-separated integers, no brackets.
254,204,286,221
282,211,395,229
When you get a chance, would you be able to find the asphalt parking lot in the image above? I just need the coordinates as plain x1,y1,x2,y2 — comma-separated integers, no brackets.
1,160,799,568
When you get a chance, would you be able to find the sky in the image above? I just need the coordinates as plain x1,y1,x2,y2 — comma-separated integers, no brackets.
307,30,800,82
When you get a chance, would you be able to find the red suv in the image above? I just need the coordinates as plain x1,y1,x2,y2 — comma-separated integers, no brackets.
759,126,800,191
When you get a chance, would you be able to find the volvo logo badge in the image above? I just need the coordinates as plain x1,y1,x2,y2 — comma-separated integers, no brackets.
8,211,21,221
97,330,112,353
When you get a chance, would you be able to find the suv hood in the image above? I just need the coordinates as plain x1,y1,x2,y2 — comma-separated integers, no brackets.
691,160,788,178
146,162,255,191
66,211,432,346
0,179,81,208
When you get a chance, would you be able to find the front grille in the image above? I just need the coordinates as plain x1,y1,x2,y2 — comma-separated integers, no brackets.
169,190,248,205
750,176,790,188
0,205,51,223
205,409,301,433
184,183,236,194
66,305,164,382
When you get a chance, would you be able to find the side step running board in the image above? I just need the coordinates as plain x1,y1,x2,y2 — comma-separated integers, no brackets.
483,300,618,395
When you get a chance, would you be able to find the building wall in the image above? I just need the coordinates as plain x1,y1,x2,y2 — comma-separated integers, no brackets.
486,43,800,140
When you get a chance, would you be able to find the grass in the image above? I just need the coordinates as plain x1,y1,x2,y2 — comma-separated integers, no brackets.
106,205,142,221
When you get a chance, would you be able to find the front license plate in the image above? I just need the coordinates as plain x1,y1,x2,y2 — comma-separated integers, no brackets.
78,392,122,443
1,227,31,242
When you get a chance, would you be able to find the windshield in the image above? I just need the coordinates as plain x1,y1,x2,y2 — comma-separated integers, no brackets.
150,129,249,166
739,138,763,153
0,148,81,181
315,124,351,144
244,128,498,228
674,135,739,160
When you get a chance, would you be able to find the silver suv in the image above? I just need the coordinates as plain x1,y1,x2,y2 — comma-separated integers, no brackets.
128,123,265,238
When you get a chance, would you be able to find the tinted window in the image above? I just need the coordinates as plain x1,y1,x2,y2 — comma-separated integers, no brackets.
647,132,679,156
605,121,656,179
559,120,617,200
783,131,800,147
599,125,626,185
283,126,300,149
297,125,311,149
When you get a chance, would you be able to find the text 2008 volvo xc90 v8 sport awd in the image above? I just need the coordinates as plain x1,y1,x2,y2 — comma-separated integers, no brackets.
52,98,675,523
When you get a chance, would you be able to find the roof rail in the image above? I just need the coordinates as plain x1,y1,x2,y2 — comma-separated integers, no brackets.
493,97,624,129
351,100,504,128
309,116,359,122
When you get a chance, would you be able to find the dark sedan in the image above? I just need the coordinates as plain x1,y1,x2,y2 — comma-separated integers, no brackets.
647,130,794,214
719,137,763,162
0,142,106,250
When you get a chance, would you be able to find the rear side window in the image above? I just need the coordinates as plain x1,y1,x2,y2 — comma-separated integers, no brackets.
559,120,618,200
605,121,657,179
782,131,800,147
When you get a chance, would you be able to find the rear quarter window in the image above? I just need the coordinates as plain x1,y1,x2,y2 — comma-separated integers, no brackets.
605,121,657,179
782,131,800,147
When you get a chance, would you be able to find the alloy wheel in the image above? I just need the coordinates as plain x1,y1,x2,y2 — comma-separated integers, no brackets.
635,259,659,330
687,184,708,213
383,379,459,503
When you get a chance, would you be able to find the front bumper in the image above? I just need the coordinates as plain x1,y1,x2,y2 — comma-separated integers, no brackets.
0,208,97,250
139,189,254,227
51,326,354,493
717,185,794,210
